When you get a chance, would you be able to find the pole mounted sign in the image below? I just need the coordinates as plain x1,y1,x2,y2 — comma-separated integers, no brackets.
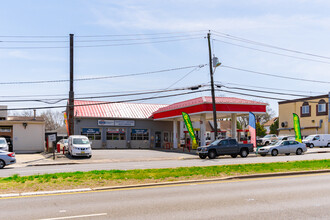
182,112,197,145
293,113,302,143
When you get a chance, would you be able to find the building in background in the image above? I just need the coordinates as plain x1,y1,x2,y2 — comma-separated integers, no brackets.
0,106,45,153
278,94,329,137
264,117,278,134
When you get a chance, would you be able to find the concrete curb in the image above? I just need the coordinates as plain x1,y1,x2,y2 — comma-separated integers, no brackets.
1,169,330,198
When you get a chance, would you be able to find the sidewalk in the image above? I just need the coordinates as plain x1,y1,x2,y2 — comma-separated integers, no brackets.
12,147,330,168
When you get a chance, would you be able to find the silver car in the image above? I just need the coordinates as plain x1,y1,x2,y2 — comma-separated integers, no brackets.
258,140,307,156
0,150,16,169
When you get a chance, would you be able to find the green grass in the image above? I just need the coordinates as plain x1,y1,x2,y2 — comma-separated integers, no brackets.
1,159,329,193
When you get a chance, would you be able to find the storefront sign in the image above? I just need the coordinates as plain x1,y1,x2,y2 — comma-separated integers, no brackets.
98,120,115,126
107,128,125,134
82,128,100,134
114,120,135,126
98,120,135,127
131,129,148,134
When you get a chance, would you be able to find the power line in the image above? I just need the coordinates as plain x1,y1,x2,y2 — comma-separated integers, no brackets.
0,37,202,49
221,65,330,84
216,89,326,104
215,81,324,95
0,34,203,43
212,38,330,65
217,84,314,98
0,64,206,85
75,30,207,38
0,85,206,103
212,30,330,60
2,89,211,111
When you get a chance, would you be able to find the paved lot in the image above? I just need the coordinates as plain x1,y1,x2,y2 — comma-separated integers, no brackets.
13,147,330,168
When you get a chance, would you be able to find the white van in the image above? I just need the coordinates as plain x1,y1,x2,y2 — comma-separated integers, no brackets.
68,135,92,158
0,137,9,151
302,134,330,148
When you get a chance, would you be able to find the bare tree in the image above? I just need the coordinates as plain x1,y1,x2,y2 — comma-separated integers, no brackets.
40,110,64,131
237,105,275,129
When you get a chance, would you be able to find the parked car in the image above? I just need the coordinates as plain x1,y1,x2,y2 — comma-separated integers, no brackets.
302,134,330,148
67,135,92,158
257,140,307,156
197,138,254,159
57,138,68,151
257,134,278,146
0,150,16,169
0,137,9,151
271,135,295,144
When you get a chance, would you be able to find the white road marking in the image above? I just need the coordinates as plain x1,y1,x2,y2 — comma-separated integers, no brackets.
38,213,107,220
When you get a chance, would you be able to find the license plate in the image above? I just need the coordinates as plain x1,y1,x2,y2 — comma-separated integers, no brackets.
81,151,85,154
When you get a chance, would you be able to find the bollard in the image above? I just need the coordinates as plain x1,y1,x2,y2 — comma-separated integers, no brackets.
57,143,60,153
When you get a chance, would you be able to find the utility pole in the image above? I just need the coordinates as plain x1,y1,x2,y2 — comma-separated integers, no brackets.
207,32,218,139
68,34,74,136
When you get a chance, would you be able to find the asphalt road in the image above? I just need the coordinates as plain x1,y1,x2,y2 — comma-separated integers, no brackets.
1,173,329,219
1,152,330,177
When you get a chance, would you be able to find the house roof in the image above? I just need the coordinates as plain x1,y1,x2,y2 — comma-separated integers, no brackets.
6,116,45,122
74,100,168,119
154,96,267,114
278,94,328,104
264,117,278,127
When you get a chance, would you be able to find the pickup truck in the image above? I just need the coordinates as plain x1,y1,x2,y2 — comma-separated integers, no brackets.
196,138,254,159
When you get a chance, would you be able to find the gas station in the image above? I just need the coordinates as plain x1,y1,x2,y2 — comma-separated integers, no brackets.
153,96,267,149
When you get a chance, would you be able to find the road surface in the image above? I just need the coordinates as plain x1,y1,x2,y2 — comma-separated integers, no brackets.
0,173,329,219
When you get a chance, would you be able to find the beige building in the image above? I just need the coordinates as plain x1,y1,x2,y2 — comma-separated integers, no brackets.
278,94,329,137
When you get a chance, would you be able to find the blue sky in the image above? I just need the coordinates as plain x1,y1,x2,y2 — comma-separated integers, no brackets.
1,0,330,117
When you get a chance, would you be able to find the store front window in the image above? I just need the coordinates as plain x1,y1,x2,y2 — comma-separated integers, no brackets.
81,128,101,140
131,129,149,140
107,128,126,140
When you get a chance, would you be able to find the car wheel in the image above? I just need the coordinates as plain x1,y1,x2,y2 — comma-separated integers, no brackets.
260,154,266,157
0,160,5,169
199,154,207,159
240,149,248,158
296,148,303,155
271,149,278,156
285,153,290,156
309,144,314,148
208,150,217,159
265,142,270,146
231,154,238,158
88,155,92,159
327,143,330,148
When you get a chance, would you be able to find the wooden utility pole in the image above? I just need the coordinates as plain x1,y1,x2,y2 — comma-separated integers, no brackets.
68,34,74,136
207,32,218,139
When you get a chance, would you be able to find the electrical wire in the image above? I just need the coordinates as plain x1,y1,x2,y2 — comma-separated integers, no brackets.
75,30,207,38
216,89,326,104
0,64,206,85
0,37,202,49
2,89,211,111
214,81,324,95
221,65,330,84
212,38,330,65
0,85,207,103
211,30,330,60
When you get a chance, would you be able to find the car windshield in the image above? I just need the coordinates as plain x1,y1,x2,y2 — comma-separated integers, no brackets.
73,138,89,145
210,140,221,146
263,135,272,138
304,135,315,140
0,140,6,144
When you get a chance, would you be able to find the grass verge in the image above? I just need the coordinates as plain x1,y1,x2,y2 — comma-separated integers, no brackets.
1,159,330,193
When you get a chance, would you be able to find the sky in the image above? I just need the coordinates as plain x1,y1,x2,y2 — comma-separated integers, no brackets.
1,0,330,117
